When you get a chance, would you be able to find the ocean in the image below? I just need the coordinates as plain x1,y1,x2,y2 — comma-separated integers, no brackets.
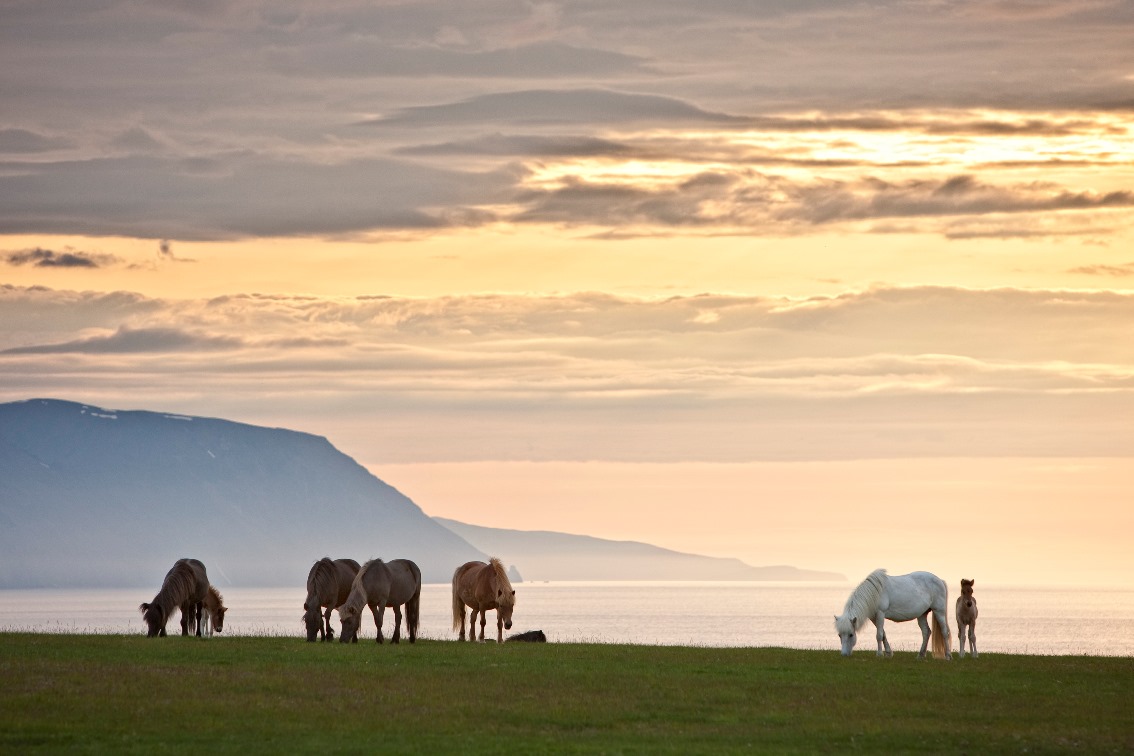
2,582,1131,656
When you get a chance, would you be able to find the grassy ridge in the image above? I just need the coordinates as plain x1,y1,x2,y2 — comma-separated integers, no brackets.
1,634,1130,754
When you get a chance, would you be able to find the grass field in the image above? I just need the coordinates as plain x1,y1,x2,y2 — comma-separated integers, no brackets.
1,634,1130,754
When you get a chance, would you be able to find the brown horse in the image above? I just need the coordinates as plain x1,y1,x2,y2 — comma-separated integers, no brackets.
197,585,227,637
956,578,979,658
140,558,210,638
452,558,515,643
303,557,361,642
338,558,421,644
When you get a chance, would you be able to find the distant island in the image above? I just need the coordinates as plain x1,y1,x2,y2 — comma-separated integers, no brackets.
0,398,844,588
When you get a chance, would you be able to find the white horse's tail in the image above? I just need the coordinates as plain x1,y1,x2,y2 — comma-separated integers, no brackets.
931,611,946,660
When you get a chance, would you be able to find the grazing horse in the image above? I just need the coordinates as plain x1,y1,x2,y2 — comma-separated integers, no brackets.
956,578,979,658
140,558,210,638
303,557,361,642
197,585,227,637
337,558,421,644
834,569,952,660
452,558,516,643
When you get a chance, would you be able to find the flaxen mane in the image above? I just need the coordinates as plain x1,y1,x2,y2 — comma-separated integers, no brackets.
836,568,887,634
489,557,515,607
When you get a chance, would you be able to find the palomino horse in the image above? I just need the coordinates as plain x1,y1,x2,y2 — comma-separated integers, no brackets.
140,558,210,638
452,558,515,643
337,558,421,644
303,557,361,642
835,569,952,660
197,585,227,637
956,578,979,658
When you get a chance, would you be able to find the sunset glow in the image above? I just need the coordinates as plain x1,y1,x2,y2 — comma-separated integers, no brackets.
2,1,1132,586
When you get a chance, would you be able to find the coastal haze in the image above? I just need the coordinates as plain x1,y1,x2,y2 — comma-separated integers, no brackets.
0,399,837,588
1,3,1132,589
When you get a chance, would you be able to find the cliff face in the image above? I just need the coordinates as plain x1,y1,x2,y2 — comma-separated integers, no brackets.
0,399,484,587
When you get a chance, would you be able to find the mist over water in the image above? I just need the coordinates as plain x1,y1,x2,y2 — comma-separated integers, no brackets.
2,583,1131,657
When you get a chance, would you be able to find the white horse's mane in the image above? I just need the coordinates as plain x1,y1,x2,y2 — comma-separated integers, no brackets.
837,568,888,632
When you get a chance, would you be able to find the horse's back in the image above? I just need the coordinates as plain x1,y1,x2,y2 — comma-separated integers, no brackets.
886,571,948,619
385,558,421,604
172,558,209,602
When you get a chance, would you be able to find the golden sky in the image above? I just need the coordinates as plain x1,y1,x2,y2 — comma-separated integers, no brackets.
2,1,1132,585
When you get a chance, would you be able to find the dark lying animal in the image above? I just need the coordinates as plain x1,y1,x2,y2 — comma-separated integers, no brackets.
507,629,547,643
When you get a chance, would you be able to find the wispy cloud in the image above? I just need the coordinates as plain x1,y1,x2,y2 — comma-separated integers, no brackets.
3,247,120,269
2,284,1131,462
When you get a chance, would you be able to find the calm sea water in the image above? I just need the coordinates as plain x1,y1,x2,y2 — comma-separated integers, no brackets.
1,582,1131,656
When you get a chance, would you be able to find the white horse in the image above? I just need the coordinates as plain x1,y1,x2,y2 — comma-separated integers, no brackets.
834,569,952,660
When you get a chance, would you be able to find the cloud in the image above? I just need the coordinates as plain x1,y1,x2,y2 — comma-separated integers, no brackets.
1069,262,1134,277
3,247,120,268
1,325,243,355
361,89,740,129
269,41,648,79
0,128,72,154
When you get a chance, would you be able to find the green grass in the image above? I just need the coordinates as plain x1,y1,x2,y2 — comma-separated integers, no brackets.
0,634,1130,754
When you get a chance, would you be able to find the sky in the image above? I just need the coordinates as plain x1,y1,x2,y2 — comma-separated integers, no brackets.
2,0,1132,587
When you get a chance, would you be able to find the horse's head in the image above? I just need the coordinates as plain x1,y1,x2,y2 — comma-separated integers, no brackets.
140,602,165,638
959,578,976,612
338,605,360,643
497,588,516,631
834,613,858,656
303,602,322,642
212,606,227,633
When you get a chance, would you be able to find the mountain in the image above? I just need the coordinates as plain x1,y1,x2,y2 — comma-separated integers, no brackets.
435,518,845,582
0,399,484,588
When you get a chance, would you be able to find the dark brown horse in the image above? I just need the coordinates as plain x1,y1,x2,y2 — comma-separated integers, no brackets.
303,557,361,642
338,558,421,644
140,558,210,637
956,578,979,658
452,557,515,643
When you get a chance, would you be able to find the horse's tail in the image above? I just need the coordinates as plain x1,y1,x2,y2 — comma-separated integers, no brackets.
931,611,947,660
407,583,421,640
451,564,465,632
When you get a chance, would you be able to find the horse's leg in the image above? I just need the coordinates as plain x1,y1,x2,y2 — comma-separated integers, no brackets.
458,605,467,641
496,613,504,644
478,608,488,642
969,618,978,658
468,608,479,642
873,614,890,657
916,613,931,660
957,619,966,658
372,603,385,644
195,602,204,637
180,605,190,637
323,607,333,642
391,605,402,644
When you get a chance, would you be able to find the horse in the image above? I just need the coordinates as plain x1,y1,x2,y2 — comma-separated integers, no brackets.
452,557,515,643
197,584,227,637
139,558,210,638
956,578,979,658
834,569,952,660
337,558,421,644
303,557,361,642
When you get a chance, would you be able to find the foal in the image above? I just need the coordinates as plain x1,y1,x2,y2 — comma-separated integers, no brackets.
955,578,978,658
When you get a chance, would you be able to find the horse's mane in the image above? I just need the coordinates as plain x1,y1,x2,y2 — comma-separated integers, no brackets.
307,557,337,602
489,557,515,607
838,568,887,632
340,559,378,616
205,584,224,610
150,561,199,616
